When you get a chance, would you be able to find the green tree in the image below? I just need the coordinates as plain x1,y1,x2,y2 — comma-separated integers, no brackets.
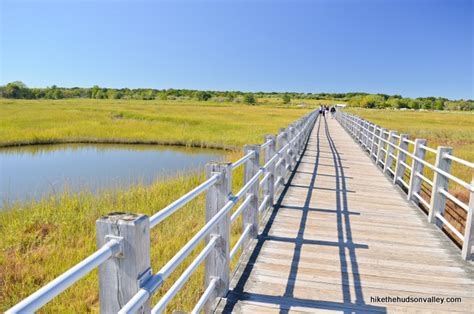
282,94,291,104
196,91,212,101
243,94,256,105
2,81,28,98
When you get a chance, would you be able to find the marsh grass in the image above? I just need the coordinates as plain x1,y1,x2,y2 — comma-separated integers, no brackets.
0,151,251,313
0,99,312,149
0,99,311,312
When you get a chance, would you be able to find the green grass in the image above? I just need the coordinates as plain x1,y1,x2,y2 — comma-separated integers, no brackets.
0,99,311,313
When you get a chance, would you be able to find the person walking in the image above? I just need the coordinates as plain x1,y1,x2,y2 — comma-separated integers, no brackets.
330,106,336,119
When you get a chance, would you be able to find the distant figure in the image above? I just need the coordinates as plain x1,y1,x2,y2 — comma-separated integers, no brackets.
320,105,325,118
330,106,336,119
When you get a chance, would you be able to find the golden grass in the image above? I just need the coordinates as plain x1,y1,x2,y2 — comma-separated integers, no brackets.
0,99,311,149
0,99,311,313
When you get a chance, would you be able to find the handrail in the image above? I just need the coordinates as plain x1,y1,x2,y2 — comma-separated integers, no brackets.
230,224,252,259
149,174,220,228
336,110,474,261
444,153,474,168
151,236,219,313
231,151,255,170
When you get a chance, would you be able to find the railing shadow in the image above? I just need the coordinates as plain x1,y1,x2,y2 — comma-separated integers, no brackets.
222,117,387,313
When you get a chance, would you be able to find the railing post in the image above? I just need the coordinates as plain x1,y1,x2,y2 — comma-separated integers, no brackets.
288,126,297,168
96,213,150,313
428,147,453,226
279,128,291,180
357,117,363,143
368,123,375,156
371,126,380,160
263,135,276,208
204,162,232,312
243,145,260,245
407,139,427,204
461,179,474,260
363,121,369,149
393,134,409,186
384,131,398,175
376,128,388,167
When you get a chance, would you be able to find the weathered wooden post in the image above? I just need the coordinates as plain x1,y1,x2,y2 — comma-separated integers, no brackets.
363,120,369,149
371,126,380,160
364,121,370,149
288,126,297,168
461,179,474,260
407,139,427,204
368,124,376,156
279,128,291,183
384,131,398,175
204,162,232,312
376,128,388,167
263,135,276,209
243,145,260,245
96,213,150,313
428,147,453,226
357,117,363,143
393,134,409,186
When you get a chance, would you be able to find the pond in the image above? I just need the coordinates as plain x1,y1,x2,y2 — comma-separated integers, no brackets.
0,143,224,206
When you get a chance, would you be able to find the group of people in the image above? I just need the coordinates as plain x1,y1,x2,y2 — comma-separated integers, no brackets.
319,105,336,119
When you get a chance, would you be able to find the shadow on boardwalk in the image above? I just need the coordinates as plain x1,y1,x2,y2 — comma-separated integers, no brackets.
222,117,387,313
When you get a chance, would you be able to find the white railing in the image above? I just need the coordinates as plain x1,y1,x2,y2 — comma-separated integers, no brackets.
336,110,474,261
7,110,318,314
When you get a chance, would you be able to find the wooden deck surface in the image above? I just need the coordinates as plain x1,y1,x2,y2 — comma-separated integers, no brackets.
218,116,474,313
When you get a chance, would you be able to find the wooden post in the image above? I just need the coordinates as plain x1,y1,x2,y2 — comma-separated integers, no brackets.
288,125,296,170
357,117,363,143
428,147,453,226
204,162,232,312
407,139,427,204
278,128,290,183
364,121,370,149
461,179,474,260
362,119,366,145
96,213,151,313
384,131,398,175
393,134,409,186
371,126,380,160
263,135,276,208
369,124,376,156
243,145,260,244
376,128,388,167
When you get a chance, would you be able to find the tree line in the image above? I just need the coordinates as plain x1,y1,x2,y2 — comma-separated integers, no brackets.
1,81,472,110
347,94,473,111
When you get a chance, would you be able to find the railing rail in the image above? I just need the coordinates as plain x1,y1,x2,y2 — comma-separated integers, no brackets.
8,110,318,314
336,110,474,261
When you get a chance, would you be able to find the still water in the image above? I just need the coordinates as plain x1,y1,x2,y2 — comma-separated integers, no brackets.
0,144,224,205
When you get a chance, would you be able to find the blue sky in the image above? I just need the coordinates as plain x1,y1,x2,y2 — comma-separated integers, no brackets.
1,0,472,99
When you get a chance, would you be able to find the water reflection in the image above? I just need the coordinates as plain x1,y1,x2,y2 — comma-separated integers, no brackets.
0,143,224,206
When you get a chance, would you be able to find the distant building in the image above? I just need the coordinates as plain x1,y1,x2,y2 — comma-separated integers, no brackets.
334,103,347,108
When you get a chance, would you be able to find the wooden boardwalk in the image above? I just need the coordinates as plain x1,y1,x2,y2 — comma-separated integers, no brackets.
219,117,474,313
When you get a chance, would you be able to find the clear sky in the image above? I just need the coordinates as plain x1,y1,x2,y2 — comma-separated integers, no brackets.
1,0,473,99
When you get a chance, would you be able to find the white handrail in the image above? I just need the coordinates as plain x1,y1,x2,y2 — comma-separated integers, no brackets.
149,174,220,228
151,236,219,314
